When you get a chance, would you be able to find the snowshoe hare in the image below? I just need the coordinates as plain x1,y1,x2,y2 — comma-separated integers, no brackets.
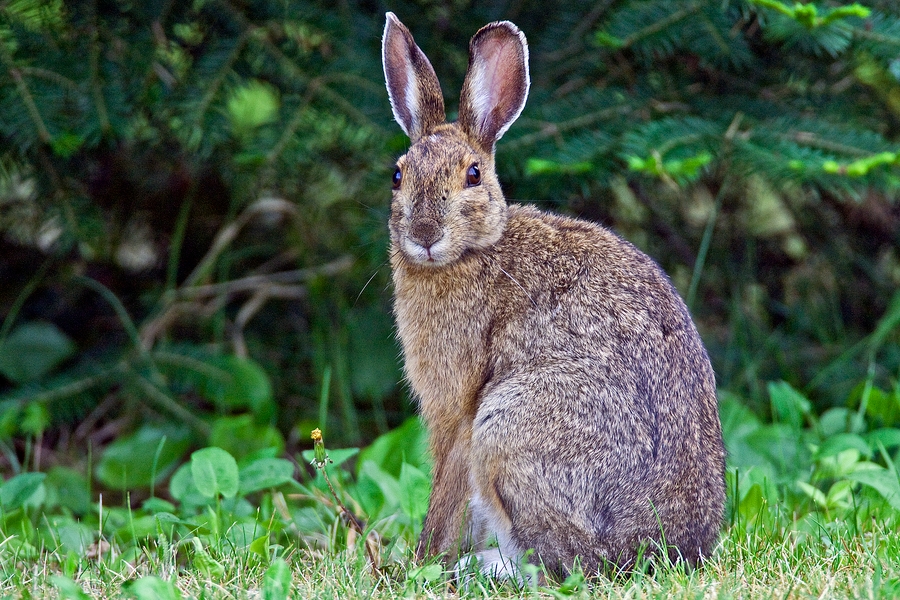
382,12,726,577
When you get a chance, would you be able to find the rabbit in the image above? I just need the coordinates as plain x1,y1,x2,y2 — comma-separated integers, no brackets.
381,12,726,578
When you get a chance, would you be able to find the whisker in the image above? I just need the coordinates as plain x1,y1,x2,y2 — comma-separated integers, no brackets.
355,263,388,306
499,265,537,307
484,253,537,307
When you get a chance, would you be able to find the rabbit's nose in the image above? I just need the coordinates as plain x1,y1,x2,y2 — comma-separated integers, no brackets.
409,217,444,248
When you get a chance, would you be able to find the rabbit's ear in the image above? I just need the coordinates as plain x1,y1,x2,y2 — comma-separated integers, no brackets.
383,13,446,142
458,21,530,153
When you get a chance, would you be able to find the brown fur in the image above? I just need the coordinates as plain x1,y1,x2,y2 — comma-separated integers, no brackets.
382,13,726,576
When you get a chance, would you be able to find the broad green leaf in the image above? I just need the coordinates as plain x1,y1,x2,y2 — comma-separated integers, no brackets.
169,463,209,508
399,462,431,525
115,515,162,542
768,381,811,429
191,537,226,577
0,472,46,510
44,466,91,515
0,402,21,438
406,563,443,583
249,534,269,559
142,497,176,514
226,522,265,551
797,481,827,508
50,575,90,600
210,414,284,462
864,386,900,426
554,570,586,596
355,464,388,518
868,428,900,450
825,479,853,509
53,522,94,556
738,482,766,523
21,402,49,435
201,356,274,419
0,321,76,383
744,423,806,475
357,460,401,517
95,425,191,490
847,468,900,511
263,558,292,600
357,417,430,477
238,458,295,495
816,433,872,460
719,392,762,440
127,575,182,600
818,407,865,436
191,447,240,498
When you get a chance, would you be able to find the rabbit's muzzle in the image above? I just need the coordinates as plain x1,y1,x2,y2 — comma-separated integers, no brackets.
408,217,444,255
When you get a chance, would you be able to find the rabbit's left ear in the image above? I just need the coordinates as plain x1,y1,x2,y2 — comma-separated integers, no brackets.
458,21,530,153
382,12,446,143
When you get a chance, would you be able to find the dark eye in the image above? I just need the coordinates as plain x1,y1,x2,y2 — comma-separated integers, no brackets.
466,164,481,186
392,166,402,189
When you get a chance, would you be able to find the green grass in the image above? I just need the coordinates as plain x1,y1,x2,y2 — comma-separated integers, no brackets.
2,516,899,599
3,379,900,599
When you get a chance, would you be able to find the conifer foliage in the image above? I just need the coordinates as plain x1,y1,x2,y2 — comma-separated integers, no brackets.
1,1,899,448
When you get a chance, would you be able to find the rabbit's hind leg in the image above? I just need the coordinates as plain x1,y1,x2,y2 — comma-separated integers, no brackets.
469,370,620,576
453,488,530,584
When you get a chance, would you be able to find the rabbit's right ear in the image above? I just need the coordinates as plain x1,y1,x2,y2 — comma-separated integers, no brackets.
382,13,446,142
458,21,529,154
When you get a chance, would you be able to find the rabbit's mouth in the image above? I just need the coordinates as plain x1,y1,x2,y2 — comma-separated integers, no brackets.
400,216,457,266
401,234,455,266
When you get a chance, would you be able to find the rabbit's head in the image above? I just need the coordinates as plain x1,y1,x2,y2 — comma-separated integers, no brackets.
382,13,529,267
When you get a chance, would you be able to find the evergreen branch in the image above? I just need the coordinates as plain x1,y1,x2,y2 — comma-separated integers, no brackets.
263,79,321,173
215,0,376,130
505,104,633,150
851,25,900,48
784,130,874,157
823,151,900,176
261,72,385,182
191,29,250,132
597,2,703,49
18,67,79,92
699,11,731,56
0,43,52,143
749,0,870,28
544,0,617,61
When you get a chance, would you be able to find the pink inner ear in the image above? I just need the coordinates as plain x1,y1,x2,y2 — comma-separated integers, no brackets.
479,36,517,116
384,30,413,129
464,28,526,145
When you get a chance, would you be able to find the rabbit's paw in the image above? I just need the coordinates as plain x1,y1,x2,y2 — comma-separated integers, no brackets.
454,547,531,587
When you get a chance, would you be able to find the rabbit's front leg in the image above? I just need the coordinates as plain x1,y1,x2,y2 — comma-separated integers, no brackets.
416,425,473,561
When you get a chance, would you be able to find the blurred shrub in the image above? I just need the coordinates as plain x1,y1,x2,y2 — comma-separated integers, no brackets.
1,0,899,481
